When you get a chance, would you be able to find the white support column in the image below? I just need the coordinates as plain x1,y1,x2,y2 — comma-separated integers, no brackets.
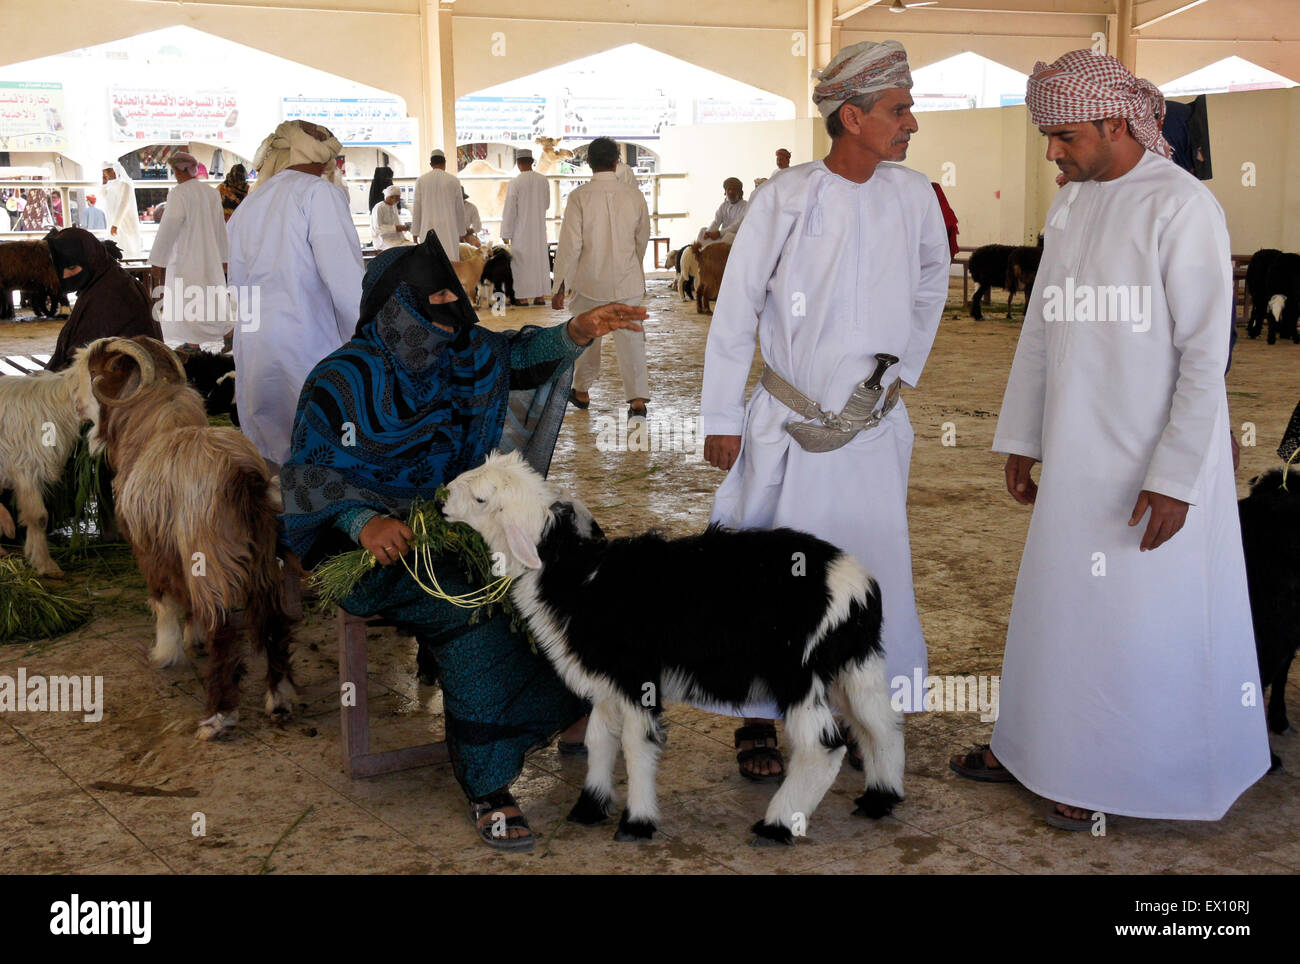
420,0,458,165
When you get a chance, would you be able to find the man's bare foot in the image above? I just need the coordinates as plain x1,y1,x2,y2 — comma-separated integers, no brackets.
736,719,784,779
572,390,590,405
1052,802,1092,821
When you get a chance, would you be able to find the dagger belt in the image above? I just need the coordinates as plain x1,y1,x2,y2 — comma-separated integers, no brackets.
759,352,903,453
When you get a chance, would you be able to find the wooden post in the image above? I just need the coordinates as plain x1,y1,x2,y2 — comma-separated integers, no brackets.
1115,0,1136,71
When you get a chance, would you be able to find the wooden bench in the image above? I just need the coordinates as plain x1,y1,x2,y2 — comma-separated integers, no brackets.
337,610,450,779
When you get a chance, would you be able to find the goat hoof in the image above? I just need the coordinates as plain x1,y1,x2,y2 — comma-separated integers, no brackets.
1269,753,1283,774
852,788,903,819
196,711,238,741
567,788,612,825
150,646,185,669
265,681,296,720
613,811,656,842
749,820,794,846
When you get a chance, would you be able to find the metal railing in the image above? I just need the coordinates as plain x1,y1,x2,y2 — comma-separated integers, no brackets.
1,172,691,252
377,171,688,241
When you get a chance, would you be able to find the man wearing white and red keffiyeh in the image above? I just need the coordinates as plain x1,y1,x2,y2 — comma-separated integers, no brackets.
949,50,1270,829
701,40,948,783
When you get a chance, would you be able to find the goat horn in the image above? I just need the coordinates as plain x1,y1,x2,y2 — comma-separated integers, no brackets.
94,338,158,407
139,337,187,384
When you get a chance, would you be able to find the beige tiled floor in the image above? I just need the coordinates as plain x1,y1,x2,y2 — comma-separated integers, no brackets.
1,282,1296,874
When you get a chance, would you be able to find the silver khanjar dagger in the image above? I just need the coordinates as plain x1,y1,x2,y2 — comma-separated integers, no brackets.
785,352,902,453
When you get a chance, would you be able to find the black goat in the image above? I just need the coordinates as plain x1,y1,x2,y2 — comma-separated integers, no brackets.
968,244,1014,320
1239,467,1299,743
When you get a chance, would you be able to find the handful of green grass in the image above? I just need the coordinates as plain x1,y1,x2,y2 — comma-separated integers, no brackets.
311,490,526,633
0,557,91,642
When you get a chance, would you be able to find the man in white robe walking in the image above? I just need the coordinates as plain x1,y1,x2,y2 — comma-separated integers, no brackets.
500,148,551,306
695,178,748,247
100,160,141,259
701,40,948,780
412,150,467,263
552,137,651,418
149,151,230,348
949,51,1270,827
228,120,364,470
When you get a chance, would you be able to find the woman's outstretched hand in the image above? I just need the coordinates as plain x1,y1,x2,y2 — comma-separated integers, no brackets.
567,303,648,346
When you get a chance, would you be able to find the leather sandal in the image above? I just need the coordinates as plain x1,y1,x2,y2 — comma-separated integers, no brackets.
949,743,1020,784
568,389,590,410
468,789,536,852
735,723,784,784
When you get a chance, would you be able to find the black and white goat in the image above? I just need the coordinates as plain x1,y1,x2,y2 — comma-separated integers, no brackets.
443,450,904,846
177,348,238,421
1245,248,1282,339
1264,252,1300,345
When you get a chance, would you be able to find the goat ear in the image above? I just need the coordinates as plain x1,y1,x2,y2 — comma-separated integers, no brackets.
504,522,542,570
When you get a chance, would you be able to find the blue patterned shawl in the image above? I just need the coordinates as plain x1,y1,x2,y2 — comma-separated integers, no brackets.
280,238,566,566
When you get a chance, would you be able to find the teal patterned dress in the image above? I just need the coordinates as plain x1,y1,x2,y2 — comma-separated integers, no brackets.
281,239,587,800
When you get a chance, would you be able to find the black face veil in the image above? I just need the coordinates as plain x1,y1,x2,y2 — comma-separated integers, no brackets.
356,231,478,340
45,228,101,293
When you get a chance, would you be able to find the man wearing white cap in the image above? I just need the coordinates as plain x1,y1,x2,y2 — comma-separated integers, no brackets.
100,159,141,258
412,149,467,263
149,151,230,348
700,40,948,782
500,148,551,305
370,184,411,250
228,120,364,469
950,50,1270,828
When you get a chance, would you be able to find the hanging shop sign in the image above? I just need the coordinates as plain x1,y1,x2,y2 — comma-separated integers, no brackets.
0,82,69,151
110,87,240,143
282,96,415,146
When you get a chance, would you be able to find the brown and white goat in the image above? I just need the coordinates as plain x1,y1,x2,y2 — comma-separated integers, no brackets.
74,336,294,739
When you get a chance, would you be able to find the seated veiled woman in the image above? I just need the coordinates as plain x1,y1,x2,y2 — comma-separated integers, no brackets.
280,234,645,851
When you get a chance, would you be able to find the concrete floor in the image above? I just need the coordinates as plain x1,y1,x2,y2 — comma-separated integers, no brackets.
1,278,1297,874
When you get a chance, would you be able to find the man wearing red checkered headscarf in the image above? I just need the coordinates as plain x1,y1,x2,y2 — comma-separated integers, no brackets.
950,50,1270,830
1026,50,1171,160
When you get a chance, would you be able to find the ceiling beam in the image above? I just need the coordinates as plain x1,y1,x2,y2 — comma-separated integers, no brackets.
1134,0,1210,31
834,0,884,22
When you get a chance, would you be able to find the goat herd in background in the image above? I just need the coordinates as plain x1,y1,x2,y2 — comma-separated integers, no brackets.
0,223,1296,844
965,237,1300,341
